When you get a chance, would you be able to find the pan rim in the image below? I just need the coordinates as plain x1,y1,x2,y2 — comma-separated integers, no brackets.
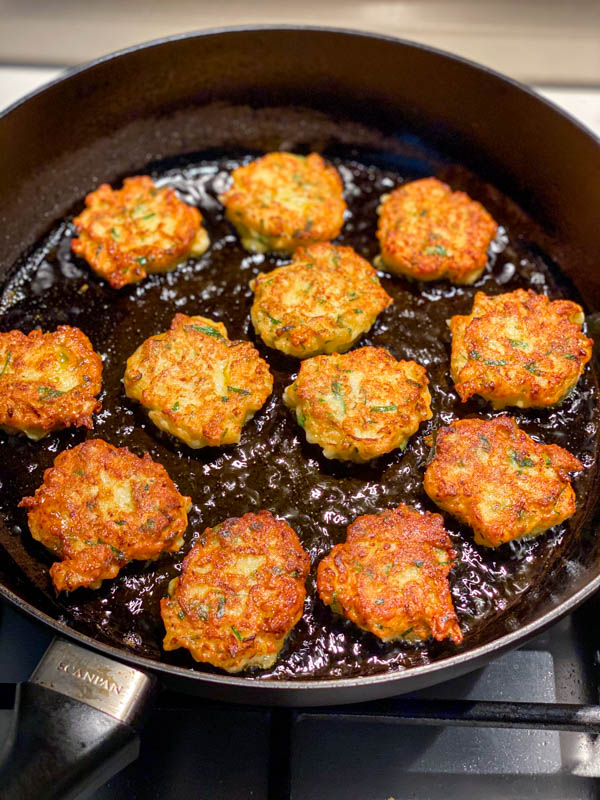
3,571,600,693
1,24,600,696
1,24,599,149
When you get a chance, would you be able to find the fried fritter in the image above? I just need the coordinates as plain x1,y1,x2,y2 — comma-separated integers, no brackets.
0,326,102,440
124,314,273,449
161,510,310,672
283,346,432,462
219,152,346,254
72,175,209,289
376,177,498,283
19,439,191,593
423,416,583,548
250,242,392,358
449,289,593,409
317,504,462,644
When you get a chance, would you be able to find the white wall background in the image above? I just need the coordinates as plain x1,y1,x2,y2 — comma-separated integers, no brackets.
0,0,599,85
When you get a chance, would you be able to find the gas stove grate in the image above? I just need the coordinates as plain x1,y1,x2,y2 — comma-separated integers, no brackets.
2,596,600,799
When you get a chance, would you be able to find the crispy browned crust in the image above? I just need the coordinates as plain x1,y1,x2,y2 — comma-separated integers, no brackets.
220,152,346,253
0,326,102,439
283,346,432,462
72,175,209,289
124,314,273,448
449,289,593,408
317,504,462,644
19,439,191,592
250,242,392,358
376,177,498,283
161,510,310,672
423,416,583,548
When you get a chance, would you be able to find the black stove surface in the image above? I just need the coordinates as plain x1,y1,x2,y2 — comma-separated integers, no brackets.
2,597,600,799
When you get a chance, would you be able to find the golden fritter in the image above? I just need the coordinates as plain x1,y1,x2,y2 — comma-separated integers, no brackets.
72,175,209,289
0,326,102,440
423,416,583,548
450,289,593,409
283,346,432,462
250,242,392,358
317,504,462,644
19,439,191,593
219,152,346,254
376,177,498,283
161,510,310,672
124,314,273,449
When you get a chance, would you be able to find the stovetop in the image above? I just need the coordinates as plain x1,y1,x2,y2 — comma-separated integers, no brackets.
2,594,600,799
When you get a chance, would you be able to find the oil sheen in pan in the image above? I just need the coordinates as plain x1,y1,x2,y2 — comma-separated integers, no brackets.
0,152,597,681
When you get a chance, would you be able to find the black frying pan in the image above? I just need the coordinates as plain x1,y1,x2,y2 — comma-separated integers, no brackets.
1,26,600,799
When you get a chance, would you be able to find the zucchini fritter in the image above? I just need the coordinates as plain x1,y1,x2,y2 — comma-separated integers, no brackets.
283,346,432,462
376,177,498,283
219,152,346,253
250,242,392,358
317,504,462,644
424,416,583,548
450,289,593,408
19,439,191,593
72,175,209,289
0,326,102,440
161,510,310,672
124,314,273,449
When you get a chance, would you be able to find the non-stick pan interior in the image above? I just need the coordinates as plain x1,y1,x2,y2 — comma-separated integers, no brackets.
0,29,599,701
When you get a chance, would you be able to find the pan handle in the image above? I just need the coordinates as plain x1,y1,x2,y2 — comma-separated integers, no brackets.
0,637,156,800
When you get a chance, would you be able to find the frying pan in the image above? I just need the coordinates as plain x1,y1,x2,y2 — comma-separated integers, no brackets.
1,26,600,800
